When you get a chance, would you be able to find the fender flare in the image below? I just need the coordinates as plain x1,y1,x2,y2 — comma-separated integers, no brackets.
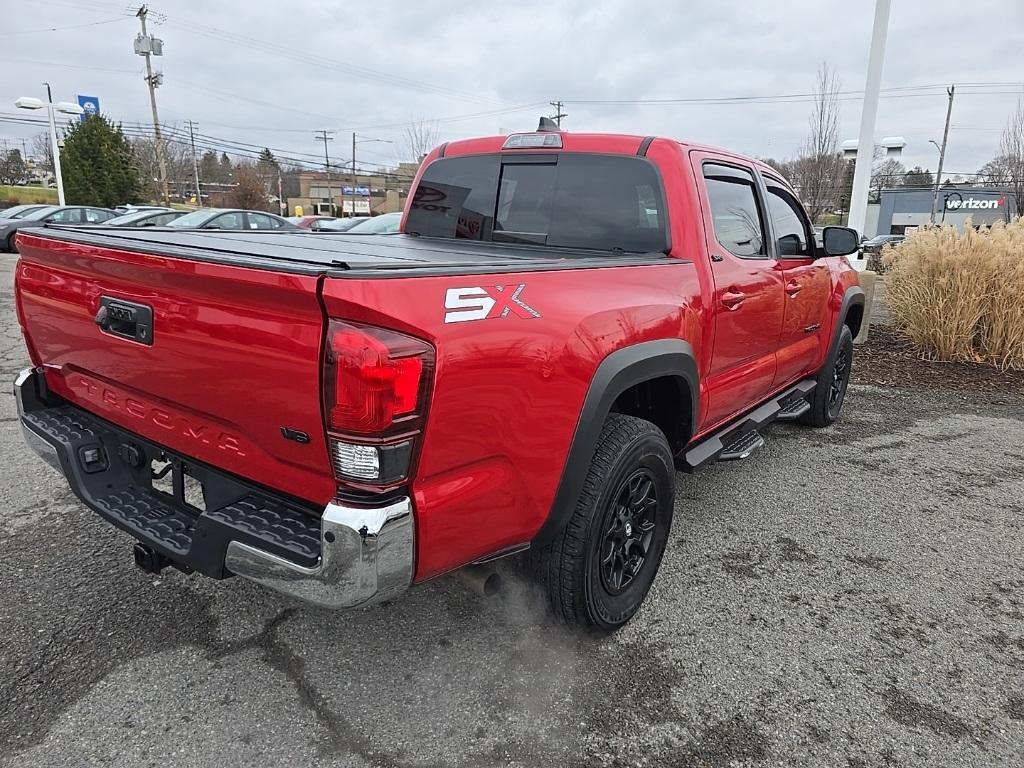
831,285,865,351
532,339,698,545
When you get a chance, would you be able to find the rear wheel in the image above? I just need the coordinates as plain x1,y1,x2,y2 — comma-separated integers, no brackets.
528,414,674,632
802,325,854,427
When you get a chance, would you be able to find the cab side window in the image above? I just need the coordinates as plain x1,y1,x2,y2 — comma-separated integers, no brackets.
47,208,82,224
703,164,766,258
765,183,812,258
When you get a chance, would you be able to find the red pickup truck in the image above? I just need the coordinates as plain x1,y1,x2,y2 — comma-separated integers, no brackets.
13,123,863,631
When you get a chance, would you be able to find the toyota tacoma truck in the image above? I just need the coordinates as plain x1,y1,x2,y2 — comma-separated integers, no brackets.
13,122,863,631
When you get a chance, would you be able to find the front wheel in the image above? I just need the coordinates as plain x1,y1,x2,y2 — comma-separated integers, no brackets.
5,233,16,253
528,414,675,632
802,324,854,427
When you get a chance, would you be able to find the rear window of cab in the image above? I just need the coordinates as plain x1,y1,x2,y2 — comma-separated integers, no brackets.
405,152,668,254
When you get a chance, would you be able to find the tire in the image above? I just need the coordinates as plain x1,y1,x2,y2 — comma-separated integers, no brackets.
5,233,15,253
801,324,854,427
528,413,675,632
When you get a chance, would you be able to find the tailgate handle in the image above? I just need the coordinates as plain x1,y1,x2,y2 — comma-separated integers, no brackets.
96,297,154,346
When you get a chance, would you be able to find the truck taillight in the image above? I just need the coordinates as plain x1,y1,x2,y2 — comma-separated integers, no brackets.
323,320,433,488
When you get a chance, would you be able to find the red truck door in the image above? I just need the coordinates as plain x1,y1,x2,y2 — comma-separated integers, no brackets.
693,156,785,429
760,176,832,388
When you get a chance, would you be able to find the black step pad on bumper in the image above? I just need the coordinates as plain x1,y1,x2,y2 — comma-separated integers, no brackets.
21,405,322,577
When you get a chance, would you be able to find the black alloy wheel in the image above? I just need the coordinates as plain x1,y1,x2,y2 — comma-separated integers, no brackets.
599,469,658,595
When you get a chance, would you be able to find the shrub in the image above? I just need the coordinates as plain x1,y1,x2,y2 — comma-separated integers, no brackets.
884,219,1024,370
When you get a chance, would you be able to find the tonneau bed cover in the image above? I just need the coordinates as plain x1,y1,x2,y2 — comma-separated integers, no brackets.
26,225,673,277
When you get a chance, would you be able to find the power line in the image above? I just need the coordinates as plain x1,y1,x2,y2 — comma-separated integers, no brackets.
7,16,129,34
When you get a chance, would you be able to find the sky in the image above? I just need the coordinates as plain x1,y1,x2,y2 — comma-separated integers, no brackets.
2,0,1023,178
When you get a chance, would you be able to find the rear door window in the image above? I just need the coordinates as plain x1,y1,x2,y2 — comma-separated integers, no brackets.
247,213,282,230
406,152,668,253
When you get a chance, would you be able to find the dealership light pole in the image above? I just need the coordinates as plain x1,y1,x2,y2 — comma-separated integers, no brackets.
14,86,84,205
351,134,392,216
847,0,892,237
928,85,956,224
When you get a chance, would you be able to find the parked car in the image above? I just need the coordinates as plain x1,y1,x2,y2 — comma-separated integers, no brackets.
103,209,186,227
0,205,116,252
343,211,401,234
167,208,299,231
861,234,904,254
13,126,863,632
0,204,51,221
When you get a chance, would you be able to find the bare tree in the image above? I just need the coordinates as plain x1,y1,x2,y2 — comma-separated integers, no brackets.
31,133,54,174
871,157,905,199
788,63,846,222
403,119,439,163
997,100,1024,217
229,164,270,211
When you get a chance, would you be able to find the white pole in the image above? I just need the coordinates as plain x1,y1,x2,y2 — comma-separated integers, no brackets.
847,0,891,236
47,102,66,206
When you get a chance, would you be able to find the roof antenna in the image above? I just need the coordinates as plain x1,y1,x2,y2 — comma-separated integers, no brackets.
537,116,560,132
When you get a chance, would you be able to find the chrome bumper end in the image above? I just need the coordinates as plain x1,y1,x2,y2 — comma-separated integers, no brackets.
225,497,414,609
15,368,61,473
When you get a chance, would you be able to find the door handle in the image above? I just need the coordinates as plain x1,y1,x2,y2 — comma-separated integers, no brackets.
785,280,802,297
721,290,745,309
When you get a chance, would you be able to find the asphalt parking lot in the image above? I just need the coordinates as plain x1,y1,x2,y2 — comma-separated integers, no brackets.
1,251,1022,768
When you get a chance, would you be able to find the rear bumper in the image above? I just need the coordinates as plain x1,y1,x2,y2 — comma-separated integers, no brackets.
14,367,414,609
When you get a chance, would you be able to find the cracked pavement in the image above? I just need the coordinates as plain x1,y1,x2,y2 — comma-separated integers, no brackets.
1,252,1023,767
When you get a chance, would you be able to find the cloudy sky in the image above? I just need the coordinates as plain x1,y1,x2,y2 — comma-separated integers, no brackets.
2,0,1022,177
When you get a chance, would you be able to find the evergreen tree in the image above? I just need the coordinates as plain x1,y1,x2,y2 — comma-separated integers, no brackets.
61,116,141,206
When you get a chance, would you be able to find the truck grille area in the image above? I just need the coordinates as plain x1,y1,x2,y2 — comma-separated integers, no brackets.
21,404,323,577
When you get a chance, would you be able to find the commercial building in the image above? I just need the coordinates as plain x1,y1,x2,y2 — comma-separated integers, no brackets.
286,161,421,217
867,186,1016,236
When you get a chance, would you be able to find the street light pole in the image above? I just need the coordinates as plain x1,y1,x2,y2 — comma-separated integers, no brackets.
351,134,393,217
16,88,82,206
43,83,66,206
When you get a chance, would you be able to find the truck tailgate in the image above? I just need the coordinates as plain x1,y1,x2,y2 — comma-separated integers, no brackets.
14,231,336,505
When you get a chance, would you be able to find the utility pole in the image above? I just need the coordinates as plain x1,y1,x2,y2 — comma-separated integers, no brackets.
351,132,357,218
135,5,169,206
847,0,891,237
315,130,335,215
929,85,956,224
186,119,202,207
549,100,567,128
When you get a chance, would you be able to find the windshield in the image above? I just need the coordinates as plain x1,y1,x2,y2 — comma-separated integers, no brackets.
19,206,59,221
1,205,46,220
346,213,401,234
106,210,169,226
319,217,367,231
405,152,668,253
167,210,219,228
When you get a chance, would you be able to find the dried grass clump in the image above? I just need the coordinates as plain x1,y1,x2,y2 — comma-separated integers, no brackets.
884,218,1024,370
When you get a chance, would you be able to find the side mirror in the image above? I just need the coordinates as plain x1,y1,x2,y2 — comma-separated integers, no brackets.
822,226,859,257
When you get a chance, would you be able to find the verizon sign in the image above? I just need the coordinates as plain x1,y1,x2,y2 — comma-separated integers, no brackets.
945,196,1004,210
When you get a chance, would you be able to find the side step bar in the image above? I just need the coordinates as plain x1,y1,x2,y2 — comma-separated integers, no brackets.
681,379,815,471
